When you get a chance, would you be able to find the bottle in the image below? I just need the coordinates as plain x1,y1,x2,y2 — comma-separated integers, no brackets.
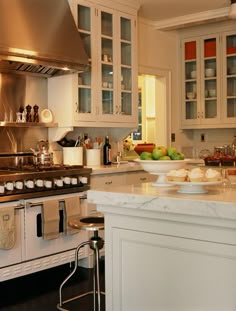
103,136,111,165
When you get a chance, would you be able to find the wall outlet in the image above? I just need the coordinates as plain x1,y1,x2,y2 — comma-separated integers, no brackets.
171,133,175,142
201,133,205,142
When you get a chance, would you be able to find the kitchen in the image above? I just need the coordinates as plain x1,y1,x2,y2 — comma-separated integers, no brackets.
0,0,236,310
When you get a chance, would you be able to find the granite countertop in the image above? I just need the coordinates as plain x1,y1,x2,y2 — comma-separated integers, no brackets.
88,183,236,221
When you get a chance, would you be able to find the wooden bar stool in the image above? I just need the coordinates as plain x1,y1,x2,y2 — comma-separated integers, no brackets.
57,216,105,311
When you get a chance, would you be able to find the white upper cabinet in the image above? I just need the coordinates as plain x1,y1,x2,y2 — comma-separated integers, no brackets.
180,30,236,129
48,0,138,128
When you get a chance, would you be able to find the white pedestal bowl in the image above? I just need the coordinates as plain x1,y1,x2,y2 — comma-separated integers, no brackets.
135,159,188,187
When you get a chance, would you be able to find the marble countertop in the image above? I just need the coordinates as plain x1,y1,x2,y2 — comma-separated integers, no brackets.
87,162,144,175
87,183,236,221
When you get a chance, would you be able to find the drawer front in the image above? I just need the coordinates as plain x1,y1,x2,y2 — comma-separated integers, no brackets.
126,171,156,185
90,174,126,189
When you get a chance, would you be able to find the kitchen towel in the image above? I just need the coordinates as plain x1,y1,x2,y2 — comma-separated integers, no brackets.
0,206,15,250
41,200,60,240
64,196,81,235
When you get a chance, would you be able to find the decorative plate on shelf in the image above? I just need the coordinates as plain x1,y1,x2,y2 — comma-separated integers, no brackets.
167,180,222,194
40,109,53,123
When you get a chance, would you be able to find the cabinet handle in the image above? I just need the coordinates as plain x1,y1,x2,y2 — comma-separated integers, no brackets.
201,111,203,118
105,181,112,185
75,102,79,113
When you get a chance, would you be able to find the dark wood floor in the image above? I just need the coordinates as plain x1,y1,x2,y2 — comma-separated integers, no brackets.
0,260,105,311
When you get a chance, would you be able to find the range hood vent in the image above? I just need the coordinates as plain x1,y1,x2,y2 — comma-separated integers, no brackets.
0,0,89,77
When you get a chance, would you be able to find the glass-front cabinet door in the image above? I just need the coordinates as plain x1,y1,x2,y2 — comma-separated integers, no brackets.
75,2,137,125
222,31,236,124
182,39,199,125
201,35,220,124
77,4,93,118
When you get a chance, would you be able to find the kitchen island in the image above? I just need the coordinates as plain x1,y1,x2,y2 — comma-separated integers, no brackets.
87,183,236,311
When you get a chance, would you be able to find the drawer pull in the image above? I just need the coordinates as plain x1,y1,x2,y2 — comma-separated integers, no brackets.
105,181,112,185
140,177,147,181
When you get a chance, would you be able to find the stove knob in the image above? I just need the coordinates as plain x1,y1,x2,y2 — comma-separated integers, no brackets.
71,177,78,185
55,179,63,187
0,185,5,194
5,182,14,191
35,179,43,187
44,180,52,188
25,180,34,189
63,177,71,185
79,177,88,184
15,181,23,190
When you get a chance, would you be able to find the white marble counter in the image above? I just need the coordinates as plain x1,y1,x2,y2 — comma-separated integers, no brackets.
88,183,236,221
86,161,143,175
88,183,236,311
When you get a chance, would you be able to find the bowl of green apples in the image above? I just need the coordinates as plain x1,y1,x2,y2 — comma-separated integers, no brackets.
135,146,188,187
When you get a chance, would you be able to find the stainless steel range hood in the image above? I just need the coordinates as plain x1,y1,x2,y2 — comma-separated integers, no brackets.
0,0,89,78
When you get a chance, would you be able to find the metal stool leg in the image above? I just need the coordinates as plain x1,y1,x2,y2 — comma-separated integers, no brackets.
57,230,105,311
58,240,89,310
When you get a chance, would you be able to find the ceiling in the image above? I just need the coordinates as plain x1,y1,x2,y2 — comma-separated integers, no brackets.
136,0,232,30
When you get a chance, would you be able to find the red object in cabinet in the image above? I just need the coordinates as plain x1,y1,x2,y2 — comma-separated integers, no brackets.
185,41,196,60
227,46,236,54
204,40,216,57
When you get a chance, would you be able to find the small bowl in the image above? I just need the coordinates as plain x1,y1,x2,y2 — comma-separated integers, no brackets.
205,68,215,78
208,89,216,97
134,143,155,155
186,92,195,99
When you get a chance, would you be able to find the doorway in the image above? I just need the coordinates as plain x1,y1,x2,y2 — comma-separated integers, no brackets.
132,67,171,147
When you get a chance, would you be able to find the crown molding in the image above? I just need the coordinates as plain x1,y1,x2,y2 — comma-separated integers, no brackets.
152,7,230,31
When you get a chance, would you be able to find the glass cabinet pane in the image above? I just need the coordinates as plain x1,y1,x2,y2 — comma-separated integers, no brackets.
121,17,131,41
79,67,91,86
121,92,132,115
121,67,131,90
185,101,197,120
121,42,131,66
78,89,91,113
101,38,113,63
101,12,113,37
102,64,113,89
102,90,113,114
77,5,90,31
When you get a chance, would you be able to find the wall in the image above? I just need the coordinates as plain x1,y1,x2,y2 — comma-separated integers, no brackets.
0,74,48,154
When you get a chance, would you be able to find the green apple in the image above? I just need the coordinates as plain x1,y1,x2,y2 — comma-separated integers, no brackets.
167,147,177,158
152,146,167,160
140,151,153,160
159,155,171,160
171,152,185,160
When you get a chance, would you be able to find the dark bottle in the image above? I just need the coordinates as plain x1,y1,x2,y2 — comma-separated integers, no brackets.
103,136,111,165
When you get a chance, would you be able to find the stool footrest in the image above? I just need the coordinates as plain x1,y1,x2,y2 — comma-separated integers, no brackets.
57,291,105,311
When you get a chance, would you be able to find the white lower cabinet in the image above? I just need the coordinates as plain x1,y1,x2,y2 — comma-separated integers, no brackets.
111,227,236,311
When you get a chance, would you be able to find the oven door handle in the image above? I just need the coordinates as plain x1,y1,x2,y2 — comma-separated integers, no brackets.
27,194,87,208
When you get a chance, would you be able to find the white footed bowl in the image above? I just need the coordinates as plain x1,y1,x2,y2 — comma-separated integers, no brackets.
135,159,188,187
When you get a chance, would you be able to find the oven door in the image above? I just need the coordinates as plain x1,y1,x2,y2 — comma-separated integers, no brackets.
0,201,24,268
24,193,88,261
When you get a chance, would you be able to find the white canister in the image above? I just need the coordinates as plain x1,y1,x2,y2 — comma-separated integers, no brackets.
86,149,101,167
63,147,83,165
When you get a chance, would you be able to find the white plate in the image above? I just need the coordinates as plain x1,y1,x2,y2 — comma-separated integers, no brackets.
167,180,222,194
40,109,53,123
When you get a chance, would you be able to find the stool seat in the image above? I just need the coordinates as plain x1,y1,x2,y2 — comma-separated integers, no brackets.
68,216,104,231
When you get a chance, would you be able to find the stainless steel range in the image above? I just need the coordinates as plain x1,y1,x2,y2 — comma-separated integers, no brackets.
0,160,93,282
0,164,92,202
